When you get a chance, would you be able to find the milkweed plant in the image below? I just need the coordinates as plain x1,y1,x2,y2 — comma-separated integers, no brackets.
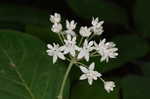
46,13,118,99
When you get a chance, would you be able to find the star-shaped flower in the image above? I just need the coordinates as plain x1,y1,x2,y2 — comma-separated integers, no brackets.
94,39,118,62
77,39,94,61
64,20,77,36
90,17,104,35
79,26,92,37
79,62,102,85
104,81,115,93
61,35,80,57
50,13,61,23
66,20,77,30
46,43,65,64
51,23,62,33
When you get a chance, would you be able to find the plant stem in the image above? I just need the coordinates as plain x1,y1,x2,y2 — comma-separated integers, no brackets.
100,77,105,83
58,60,74,99
78,37,84,46
58,33,64,44
88,34,94,41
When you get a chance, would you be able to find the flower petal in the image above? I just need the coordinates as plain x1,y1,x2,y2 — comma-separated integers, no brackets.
79,66,88,73
89,62,95,70
85,53,89,62
58,53,65,60
94,71,102,77
67,35,71,40
89,41,93,47
53,55,57,64
70,50,75,57
79,74,87,80
47,44,53,49
77,50,85,59
88,77,93,85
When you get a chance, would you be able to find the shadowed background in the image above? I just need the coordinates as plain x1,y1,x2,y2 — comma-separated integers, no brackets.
0,0,150,99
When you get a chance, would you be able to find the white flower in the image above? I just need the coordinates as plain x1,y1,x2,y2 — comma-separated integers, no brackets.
94,39,118,62
50,13,61,23
79,26,92,37
46,43,65,64
92,17,104,27
66,20,77,30
51,23,62,33
77,39,94,61
79,62,102,85
64,20,77,36
64,30,76,36
104,81,115,93
90,17,104,35
61,35,80,57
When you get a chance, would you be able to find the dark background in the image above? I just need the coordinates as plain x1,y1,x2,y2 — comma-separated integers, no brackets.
0,0,150,99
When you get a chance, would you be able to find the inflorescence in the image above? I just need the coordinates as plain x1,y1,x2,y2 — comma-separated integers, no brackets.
46,13,118,96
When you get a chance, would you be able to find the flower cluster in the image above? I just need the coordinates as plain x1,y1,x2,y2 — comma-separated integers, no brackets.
47,13,118,93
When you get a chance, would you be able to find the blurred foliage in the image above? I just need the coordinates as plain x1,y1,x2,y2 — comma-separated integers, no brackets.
134,0,150,38
0,0,150,99
121,75,150,99
70,81,119,99
66,0,128,25
25,24,59,43
0,4,49,26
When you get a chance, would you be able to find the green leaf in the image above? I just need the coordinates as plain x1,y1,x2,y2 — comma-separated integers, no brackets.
134,0,150,38
66,0,128,25
121,76,150,99
0,4,49,26
70,81,119,99
92,34,149,72
0,21,25,31
0,30,69,99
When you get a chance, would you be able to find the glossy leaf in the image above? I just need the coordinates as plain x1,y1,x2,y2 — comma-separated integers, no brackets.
0,30,69,99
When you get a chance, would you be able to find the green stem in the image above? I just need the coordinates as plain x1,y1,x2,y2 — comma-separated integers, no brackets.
58,60,74,99
91,51,98,56
78,37,84,46
75,62,87,67
88,34,94,41
58,33,64,44
100,77,105,83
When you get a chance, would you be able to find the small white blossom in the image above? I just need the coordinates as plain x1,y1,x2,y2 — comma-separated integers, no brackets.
94,39,118,62
46,43,65,64
50,13,61,23
66,20,77,30
64,30,76,36
51,23,62,33
77,39,94,61
61,35,80,57
64,20,77,36
79,26,92,37
90,17,104,35
104,81,115,93
79,62,102,85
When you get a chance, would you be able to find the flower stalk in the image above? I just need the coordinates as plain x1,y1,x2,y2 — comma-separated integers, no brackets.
47,13,119,99
58,60,74,99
